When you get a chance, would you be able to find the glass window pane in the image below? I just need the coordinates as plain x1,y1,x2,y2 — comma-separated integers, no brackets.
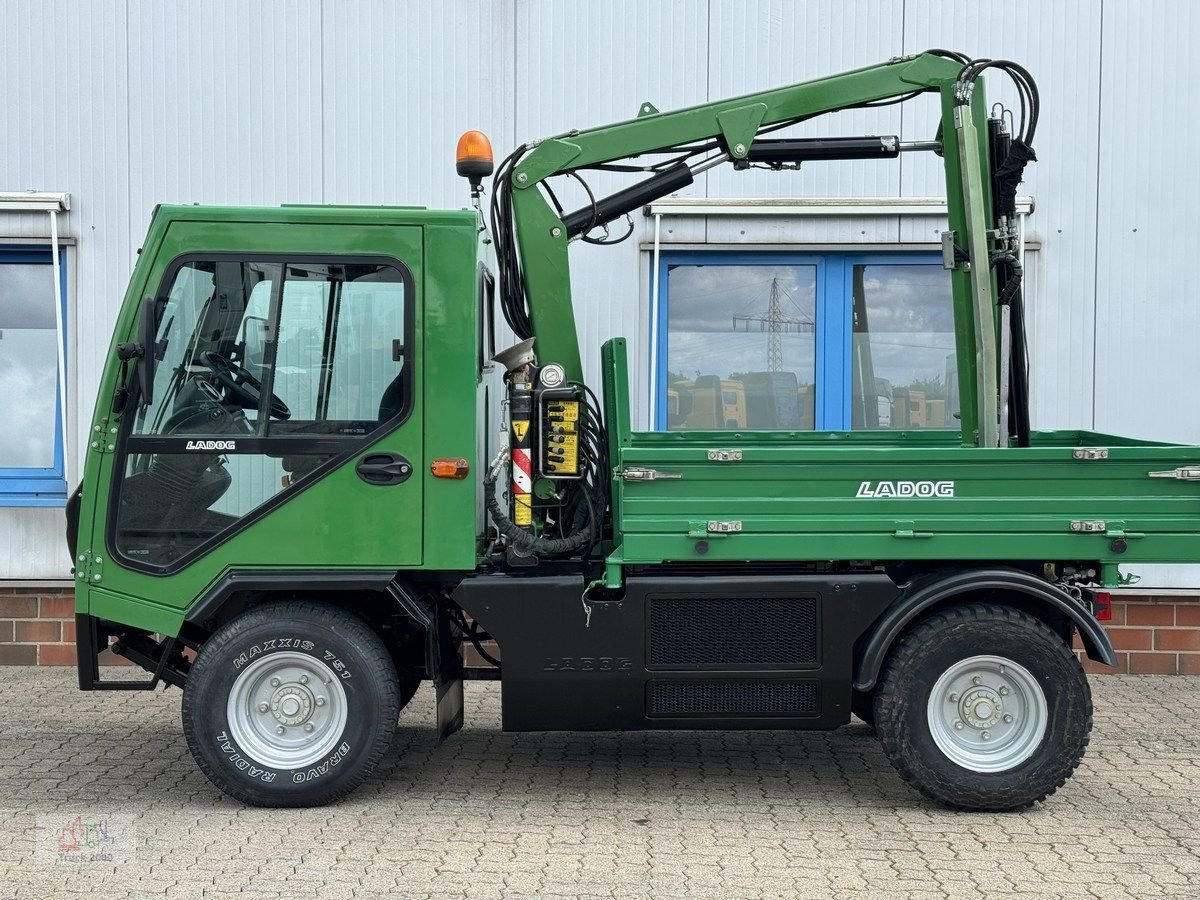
666,264,816,430
851,264,957,430
133,260,283,436
0,262,58,469
273,262,406,434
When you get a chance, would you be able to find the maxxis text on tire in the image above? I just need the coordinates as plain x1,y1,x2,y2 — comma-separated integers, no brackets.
182,601,400,807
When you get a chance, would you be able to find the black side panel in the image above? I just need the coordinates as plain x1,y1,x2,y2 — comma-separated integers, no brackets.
455,573,900,732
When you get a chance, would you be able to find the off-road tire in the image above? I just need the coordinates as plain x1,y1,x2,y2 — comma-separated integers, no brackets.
182,601,400,807
874,603,1092,811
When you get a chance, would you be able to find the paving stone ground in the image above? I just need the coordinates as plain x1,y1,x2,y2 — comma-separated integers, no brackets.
0,669,1197,899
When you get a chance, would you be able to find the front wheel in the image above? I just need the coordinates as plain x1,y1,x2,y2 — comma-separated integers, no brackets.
182,602,400,807
874,603,1093,811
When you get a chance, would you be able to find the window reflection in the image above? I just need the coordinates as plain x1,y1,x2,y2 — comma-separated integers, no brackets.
851,264,958,430
666,264,817,430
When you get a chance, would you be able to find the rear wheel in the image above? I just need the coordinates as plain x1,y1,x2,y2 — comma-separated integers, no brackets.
182,602,400,807
874,603,1092,811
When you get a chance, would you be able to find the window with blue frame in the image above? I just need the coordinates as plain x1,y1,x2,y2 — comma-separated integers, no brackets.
0,246,68,505
655,251,957,431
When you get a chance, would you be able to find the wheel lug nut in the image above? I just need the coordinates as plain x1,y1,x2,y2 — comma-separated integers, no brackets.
304,723,314,733
270,677,281,688
954,720,964,730
299,674,309,685
999,686,1010,696
948,693,959,703
257,703,269,713
1003,714,1013,723
315,697,326,707
276,726,286,735
981,731,991,740
971,675,983,686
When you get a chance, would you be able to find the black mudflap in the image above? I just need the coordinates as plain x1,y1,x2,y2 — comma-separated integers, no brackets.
434,601,465,742
387,583,464,742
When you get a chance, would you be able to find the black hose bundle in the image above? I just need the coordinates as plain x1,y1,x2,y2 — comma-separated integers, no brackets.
489,145,533,339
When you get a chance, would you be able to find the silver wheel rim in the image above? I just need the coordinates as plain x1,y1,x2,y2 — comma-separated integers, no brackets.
926,654,1048,773
226,651,348,769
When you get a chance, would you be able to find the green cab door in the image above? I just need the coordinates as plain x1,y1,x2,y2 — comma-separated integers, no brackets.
88,220,424,627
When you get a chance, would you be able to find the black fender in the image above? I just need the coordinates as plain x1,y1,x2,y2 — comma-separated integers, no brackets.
852,568,1117,692
184,569,399,628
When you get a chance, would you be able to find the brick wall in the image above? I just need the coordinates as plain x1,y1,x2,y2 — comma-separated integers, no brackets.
4,586,1200,674
1076,596,1200,675
0,587,126,666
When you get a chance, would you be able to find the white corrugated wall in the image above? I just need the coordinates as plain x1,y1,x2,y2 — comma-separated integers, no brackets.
1,0,1196,584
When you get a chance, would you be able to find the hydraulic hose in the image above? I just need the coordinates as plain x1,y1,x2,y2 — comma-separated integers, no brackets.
484,471,598,556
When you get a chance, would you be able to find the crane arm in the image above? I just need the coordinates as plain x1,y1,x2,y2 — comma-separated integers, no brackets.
497,50,1031,447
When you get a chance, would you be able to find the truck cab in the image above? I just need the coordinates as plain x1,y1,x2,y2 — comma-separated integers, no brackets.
73,204,480,594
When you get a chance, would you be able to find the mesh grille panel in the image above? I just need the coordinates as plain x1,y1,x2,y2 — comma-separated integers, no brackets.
648,680,819,717
648,596,819,669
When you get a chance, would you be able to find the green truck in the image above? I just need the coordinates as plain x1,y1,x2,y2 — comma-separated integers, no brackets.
67,51,1199,810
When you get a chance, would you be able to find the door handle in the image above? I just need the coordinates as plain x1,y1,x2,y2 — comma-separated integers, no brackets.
356,452,413,486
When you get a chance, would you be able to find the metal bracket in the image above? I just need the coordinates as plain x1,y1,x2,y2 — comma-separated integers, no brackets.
940,230,968,270
706,449,743,462
637,101,659,117
715,103,768,160
1149,466,1200,481
1072,447,1109,460
73,550,104,584
618,466,682,483
707,520,743,534
89,421,118,455
1069,520,1107,533
894,521,934,539
512,138,583,188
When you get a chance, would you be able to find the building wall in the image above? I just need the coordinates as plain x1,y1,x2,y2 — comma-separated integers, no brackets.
3,2,1199,622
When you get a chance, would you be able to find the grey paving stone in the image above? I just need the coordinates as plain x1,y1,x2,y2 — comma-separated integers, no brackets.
0,671,1198,899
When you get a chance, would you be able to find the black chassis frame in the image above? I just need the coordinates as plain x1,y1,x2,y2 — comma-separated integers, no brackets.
79,565,1114,734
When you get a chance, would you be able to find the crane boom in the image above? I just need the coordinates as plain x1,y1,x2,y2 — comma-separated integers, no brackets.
498,51,1012,446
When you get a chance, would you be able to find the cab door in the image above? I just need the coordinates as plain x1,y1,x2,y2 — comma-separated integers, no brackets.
93,221,423,615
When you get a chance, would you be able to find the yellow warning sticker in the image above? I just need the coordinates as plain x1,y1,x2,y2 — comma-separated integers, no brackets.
514,493,532,525
512,419,530,441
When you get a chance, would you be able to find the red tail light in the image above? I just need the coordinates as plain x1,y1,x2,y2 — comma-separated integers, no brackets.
1092,591,1113,621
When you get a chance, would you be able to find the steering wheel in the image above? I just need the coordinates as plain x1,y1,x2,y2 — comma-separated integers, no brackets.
200,351,291,420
